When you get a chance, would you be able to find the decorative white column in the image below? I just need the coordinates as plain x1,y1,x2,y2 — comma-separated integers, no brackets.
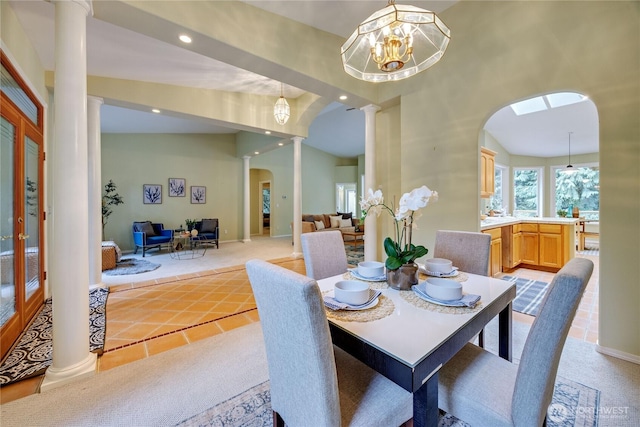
292,137,303,257
87,96,104,289
243,156,251,242
361,104,381,262
42,0,96,392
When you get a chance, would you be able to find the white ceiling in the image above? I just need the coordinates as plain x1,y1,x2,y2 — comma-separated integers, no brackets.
8,0,599,158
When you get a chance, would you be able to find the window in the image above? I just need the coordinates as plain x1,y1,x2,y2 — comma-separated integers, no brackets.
336,183,357,215
488,164,508,213
513,168,542,217
552,165,599,220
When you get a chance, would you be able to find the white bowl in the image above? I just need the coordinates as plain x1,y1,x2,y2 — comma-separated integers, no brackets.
424,258,453,274
357,261,385,278
425,278,462,301
334,280,370,305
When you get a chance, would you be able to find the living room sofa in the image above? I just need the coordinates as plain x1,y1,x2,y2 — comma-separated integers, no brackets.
293,213,362,243
132,221,173,257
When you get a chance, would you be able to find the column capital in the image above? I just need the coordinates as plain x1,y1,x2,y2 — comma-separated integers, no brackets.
242,155,251,160
361,104,381,114
53,0,93,16
291,136,304,144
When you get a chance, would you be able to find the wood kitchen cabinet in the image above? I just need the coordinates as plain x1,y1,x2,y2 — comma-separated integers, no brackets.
539,224,564,268
483,227,502,277
480,147,496,198
521,223,539,265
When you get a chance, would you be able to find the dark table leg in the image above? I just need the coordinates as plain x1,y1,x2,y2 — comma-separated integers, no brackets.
498,302,513,361
413,372,439,427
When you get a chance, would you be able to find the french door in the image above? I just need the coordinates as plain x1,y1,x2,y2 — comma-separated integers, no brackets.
1,52,45,359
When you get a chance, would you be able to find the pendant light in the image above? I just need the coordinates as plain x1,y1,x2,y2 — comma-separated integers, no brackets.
274,83,290,125
341,0,450,82
566,131,574,170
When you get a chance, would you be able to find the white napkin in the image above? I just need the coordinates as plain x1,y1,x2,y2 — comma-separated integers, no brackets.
323,289,381,311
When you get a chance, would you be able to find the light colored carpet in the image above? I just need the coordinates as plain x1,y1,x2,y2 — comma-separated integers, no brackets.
102,235,296,286
3,319,638,426
1,323,269,426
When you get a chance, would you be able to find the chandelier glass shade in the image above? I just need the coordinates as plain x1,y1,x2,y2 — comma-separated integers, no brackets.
341,0,451,82
274,83,290,125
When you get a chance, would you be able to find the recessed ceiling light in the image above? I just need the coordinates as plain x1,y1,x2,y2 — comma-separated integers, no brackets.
339,95,348,100
278,142,284,146
254,151,259,155
151,108,161,113
265,131,271,134
179,34,192,44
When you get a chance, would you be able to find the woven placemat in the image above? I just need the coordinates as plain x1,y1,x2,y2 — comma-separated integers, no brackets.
399,290,483,314
341,271,389,290
324,294,394,322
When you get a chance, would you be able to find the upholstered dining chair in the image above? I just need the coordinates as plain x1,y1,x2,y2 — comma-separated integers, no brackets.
434,230,492,346
437,257,594,427
246,259,412,427
433,230,491,276
300,230,349,280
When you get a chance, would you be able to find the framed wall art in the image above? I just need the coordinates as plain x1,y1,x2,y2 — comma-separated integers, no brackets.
191,186,206,204
168,178,186,197
143,184,162,204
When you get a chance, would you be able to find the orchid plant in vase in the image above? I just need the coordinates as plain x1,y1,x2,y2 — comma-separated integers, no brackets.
360,185,438,288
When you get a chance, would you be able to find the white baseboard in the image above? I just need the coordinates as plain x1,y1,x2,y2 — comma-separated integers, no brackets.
596,343,640,365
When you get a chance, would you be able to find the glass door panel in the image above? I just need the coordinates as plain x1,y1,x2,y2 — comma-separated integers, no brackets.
24,137,40,299
0,116,16,328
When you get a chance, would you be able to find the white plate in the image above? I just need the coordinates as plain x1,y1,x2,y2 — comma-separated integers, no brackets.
325,290,380,310
348,268,387,282
419,264,459,278
413,282,481,308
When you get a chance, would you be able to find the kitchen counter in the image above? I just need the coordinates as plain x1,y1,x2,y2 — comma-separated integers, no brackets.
480,216,579,231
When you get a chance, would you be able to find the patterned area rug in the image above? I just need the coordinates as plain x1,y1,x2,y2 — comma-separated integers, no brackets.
502,275,550,316
0,287,109,386
103,258,160,275
177,377,598,426
344,244,364,266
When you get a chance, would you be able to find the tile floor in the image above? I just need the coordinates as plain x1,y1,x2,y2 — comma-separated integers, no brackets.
0,252,599,404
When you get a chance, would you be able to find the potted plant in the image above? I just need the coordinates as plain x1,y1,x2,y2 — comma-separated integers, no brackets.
360,185,439,290
102,180,124,240
557,209,567,218
185,219,197,231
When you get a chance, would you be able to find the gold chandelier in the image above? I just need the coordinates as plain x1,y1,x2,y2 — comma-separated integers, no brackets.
341,0,451,82
274,82,290,125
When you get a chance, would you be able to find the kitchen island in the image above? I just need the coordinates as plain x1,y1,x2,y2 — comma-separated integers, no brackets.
480,217,579,276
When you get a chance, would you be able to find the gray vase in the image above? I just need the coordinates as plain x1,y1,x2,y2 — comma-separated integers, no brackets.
386,263,419,291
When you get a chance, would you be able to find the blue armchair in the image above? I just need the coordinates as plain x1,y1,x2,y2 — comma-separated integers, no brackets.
132,221,173,257
194,218,219,248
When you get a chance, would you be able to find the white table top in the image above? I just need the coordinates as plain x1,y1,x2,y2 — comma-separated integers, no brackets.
317,272,515,368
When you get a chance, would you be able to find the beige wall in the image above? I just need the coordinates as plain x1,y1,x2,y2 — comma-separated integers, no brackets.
101,133,242,250
377,1,639,359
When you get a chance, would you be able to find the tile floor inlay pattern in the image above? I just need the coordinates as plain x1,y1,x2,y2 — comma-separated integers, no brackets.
104,259,305,353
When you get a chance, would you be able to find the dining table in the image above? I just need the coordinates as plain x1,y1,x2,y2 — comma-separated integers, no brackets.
317,270,517,427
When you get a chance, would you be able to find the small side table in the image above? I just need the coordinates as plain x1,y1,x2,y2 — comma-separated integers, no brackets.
170,232,207,259
342,230,365,248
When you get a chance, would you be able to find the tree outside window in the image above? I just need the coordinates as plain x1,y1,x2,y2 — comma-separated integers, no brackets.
513,169,541,217
555,167,599,220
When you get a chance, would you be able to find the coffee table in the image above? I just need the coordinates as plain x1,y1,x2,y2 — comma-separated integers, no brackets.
342,230,364,248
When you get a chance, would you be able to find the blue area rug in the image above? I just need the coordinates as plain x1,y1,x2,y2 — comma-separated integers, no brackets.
502,275,550,316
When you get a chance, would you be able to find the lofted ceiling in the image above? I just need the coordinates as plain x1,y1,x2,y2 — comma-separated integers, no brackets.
8,0,598,158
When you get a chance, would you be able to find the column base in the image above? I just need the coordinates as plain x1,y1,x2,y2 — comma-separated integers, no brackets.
40,352,97,392
242,239,251,243
291,251,303,258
